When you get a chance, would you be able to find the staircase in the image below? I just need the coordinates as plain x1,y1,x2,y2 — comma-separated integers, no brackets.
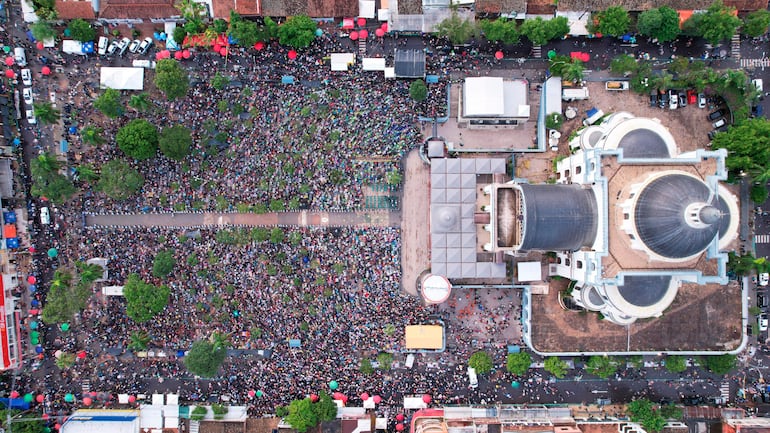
731,34,741,59
189,420,200,433
358,38,366,56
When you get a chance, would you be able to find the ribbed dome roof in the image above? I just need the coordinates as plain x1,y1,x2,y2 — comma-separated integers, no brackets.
519,185,598,251
618,129,670,158
617,275,672,307
634,174,726,259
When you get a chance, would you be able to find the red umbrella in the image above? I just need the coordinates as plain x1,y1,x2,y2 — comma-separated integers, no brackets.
36,394,44,403
41,66,51,75
4,57,13,66
219,47,228,56
349,31,358,41
82,397,92,406
332,392,344,400
254,41,264,50
422,394,432,404
161,50,171,59
27,276,36,284
77,350,87,359
54,424,61,430
372,395,382,404
9,391,19,399
381,22,388,32
213,43,222,53
155,52,163,60
375,29,385,37
396,414,405,421
495,51,504,60
359,29,368,39
287,50,297,60
42,413,50,420
360,392,370,401
248,390,256,398
357,17,366,27
4,69,14,78
174,51,183,60
128,395,136,403
182,49,191,59
36,41,44,50
581,52,590,62
310,393,319,402
396,424,405,431
340,395,348,404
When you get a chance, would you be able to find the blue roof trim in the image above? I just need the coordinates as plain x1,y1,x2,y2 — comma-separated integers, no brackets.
68,415,138,422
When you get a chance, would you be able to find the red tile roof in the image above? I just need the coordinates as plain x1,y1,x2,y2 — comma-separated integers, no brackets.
99,0,180,19
214,0,357,18
212,0,260,19
55,0,96,19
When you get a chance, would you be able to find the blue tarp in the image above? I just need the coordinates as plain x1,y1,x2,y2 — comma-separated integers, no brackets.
426,75,439,84
5,238,18,248
3,211,16,223
26,31,35,42
60,140,68,153
586,107,599,117
507,345,520,354
0,398,30,410
82,41,94,53
288,339,301,348
281,76,295,84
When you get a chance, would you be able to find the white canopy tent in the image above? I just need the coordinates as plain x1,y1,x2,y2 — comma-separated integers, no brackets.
464,77,505,117
362,58,386,71
359,0,376,18
556,11,590,36
100,67,144,90
330,53,356,71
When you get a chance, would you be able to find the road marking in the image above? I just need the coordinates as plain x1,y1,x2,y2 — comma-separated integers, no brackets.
741,58,770,68
720,381,730,402
756,234,770,244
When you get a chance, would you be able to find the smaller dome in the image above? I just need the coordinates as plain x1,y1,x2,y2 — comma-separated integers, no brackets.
617,129,670,158
431,205,460,233
699,205,721,225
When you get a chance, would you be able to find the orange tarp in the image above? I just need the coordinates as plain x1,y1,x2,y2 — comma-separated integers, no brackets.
3,224,16,238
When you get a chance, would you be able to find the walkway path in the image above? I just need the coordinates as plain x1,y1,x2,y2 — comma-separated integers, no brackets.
85,210,401,228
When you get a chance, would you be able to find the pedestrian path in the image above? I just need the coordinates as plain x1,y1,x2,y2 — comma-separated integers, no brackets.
85,210,401,229
755,234,770,244
532,44,541,59
358,39,366,56
731,34,741,59
82,379,90,394
741,58,770,68
720,381,731,403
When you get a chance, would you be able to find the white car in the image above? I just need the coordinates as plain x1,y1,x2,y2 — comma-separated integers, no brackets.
20,68,31,86
760,313,769,332
760,272,769,286
25,109,36,124
107,39,120,56
128,39,141,53
698,93,706,109
669,91,678,110
22,87,33,106
138,37,153,55
712,118,726,129
97,36,108,55
117,37,131,56
49,91,56,108
753,78,764,93
39,206,49,224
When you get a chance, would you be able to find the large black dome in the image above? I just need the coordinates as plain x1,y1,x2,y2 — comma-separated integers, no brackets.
617,275,672,307
519,185,597,251
617,129,670,158
634,174,726,259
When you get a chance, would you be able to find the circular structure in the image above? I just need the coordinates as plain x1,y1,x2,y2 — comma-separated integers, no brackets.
600,116,677,158
615,275,673,308
633,173,728,259
617,129,670,158
421,274,452,304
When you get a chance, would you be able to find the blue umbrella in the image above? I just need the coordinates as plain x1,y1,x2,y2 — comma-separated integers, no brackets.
177,350,185,357
30,299,39,307
315,28,323,37
28,285,36,293
35,345,43,353
153,32,160,40
68,126,77,134
12,137,20,146
29,321,38,329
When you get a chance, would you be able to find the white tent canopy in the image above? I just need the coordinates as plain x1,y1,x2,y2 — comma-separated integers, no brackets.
362,58,386,71
100,67,144,90
359,0,376,18
330,53,356,71
464,77,505,117
517,261,543,282
556,11,589,36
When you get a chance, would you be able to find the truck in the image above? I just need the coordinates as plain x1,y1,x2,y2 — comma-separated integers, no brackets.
562,87,589,101
583,107,605,126
605,81,629,90
132,59,157,69
61,40,86,55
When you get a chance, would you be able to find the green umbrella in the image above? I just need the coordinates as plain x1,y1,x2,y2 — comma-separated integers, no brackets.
47,248,58,258
2,46,9,54
511,381,520,388
547,50,556,59
256,390,263,397
30,331,39,339
329,380,338,390
64,393,74,402
44,428,51,433
60,323,70,332
63,28,71,37
23,393,33,403
315,28,323,37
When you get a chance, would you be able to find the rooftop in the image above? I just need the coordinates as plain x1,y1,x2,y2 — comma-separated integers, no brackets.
99,0,179,19
55,0,96,19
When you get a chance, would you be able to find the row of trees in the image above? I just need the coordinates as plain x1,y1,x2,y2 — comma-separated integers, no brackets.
437,13,570,46
627,398,683,432
275,393,338,433
41,262,104,323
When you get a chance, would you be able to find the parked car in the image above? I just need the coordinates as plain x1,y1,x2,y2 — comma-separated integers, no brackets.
687,89,697,105
25,109,36,124
138,37,153,55
649,91,658,107
117,37,131,56
49,91,56,108
106,39,119,55
678,91,687,107
708,130,719,141
22,87,33,106
708,109,725,120
753,78,764,93
128,39,141,53
712,118,726,129
20,68,31,86
13,47,26,67
660,91,669,109
698,93,707,108
759,313,769,332
761,272,769,286
758,293,768,308
753,104,765,117
97,36,108,55
669,90,678,110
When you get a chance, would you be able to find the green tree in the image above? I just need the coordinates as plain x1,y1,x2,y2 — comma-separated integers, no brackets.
377,352,394,370
410,79,428,102
155,59,189,100
703,354,736,374
686,0,741,45
76,261,104,285
213,18,229,33
159,125,192,161
752,184,769,204
744,9,770,37
152,250,176,277
97,159,144,200
360,358,374,375
67,18,96,42
270,227,284,243
191,406,208,421
94,87,123,118
547,16,570,41
728,252,756,275
31,152,61,175
123,273,170,323
173,26,187,45
33,101,60,125
286,398,318,433
711,118,770,180
41,270,88,324
229,18,262,47
506,352,532,375
544,356,568,378
435,12,479,45
128,93,151,113
81,125,106,145
664,355,687,373
0,409,45,433
659,404,683,420
469,351,494,374
30,153,75,204
585,355,620,378
627,399,667,432
313,392,338,422
30,20,56,41
211,72,230,90
128,330,151,350
637,7,680,43
479,18,519,44
75,163,99,183
592,6,630,37
55,352,76,369
520,17,553,46
116,119,159,160
212,403,228,420
277,15,317,48
174,0,206,20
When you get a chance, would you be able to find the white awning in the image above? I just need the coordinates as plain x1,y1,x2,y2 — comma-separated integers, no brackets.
359,0,375,18
100,67,144,90
330,53,356,71
384,67,395,79
556,11,589,36
362,57,386,71
517,261,542,282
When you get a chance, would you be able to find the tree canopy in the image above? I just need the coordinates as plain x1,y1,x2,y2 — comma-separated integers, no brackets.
286,398,318,433
544,356,568,378
520,16,569,46
277,15,317,48
479,18,519,45
711,118,770,180
152,250,176,277
469,351,493,374
41,270,89,324
743,9,770,38
664,355,687,373
637,7,681,42
30,20,56,42
229,16,266,47
67,18,96,42
94,88,123,118
627,399,667,432
159,125,192,161
409,79,428,102
585,356,621,378
155,59,189,100
506,352,532,375
592,6,631,37
30,153,75,204
703,354,736,374
116,119,159,160
435,12,478,45
685,0,741,44
123,273,170,323
185,338,227,377
33,101,60,125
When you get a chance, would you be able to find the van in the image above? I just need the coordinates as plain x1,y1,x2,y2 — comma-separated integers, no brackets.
605,81,629,90
131,59,156,69
14,47,26,67
97,36,108,55
562,87,589,101
40,207,50,224
467,366,478,389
